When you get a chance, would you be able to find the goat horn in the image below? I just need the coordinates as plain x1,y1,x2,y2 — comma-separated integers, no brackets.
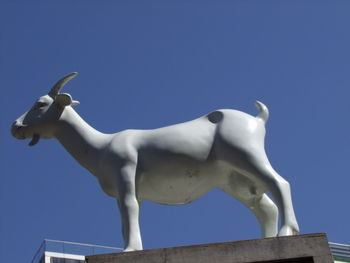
49,72,78,97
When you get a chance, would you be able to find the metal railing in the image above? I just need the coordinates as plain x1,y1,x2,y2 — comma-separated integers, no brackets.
31,239,123,263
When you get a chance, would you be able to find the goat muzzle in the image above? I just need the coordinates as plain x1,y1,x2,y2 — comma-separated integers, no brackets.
11,122,25,139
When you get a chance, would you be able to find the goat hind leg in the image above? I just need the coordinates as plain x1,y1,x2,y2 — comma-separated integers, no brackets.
251,194,278,237
247,163,299,236
222,185,278,238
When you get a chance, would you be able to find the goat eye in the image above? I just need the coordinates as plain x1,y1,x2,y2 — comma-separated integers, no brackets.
35,102,46,109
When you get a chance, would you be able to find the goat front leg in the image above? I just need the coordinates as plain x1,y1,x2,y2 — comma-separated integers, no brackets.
117,162,143,251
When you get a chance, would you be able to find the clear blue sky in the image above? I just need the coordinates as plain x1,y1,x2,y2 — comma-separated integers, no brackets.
1,1,350,262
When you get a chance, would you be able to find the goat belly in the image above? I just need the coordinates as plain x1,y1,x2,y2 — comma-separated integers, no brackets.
136,161,222,205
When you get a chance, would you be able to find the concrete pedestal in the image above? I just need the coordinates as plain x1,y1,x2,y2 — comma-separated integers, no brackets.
86,233,333,263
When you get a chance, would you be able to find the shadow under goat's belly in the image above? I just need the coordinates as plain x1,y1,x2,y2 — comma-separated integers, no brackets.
136,162,228,205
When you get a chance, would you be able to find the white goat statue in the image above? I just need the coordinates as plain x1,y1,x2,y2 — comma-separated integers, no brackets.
12,72,299,251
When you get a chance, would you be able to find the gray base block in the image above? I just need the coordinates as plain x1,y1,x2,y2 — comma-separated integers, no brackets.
86,233,333,263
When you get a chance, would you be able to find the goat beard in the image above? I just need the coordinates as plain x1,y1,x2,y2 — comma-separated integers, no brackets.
28,134,40,146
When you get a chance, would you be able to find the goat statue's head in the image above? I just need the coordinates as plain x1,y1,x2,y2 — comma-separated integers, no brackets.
11,72,80,146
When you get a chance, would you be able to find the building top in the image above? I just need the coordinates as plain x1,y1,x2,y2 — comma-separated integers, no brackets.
31,239,122,263
31,239,350,263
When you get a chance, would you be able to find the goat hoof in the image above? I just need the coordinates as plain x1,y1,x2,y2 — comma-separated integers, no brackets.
123,247,141,252
278,225,300,236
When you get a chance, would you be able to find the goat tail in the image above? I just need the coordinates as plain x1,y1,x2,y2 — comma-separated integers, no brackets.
255,101,269,124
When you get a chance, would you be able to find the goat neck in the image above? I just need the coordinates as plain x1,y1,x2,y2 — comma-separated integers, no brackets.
55,106,111,175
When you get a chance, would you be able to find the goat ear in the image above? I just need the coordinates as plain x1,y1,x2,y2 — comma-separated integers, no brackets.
71,100,80,106
55,93,74,107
